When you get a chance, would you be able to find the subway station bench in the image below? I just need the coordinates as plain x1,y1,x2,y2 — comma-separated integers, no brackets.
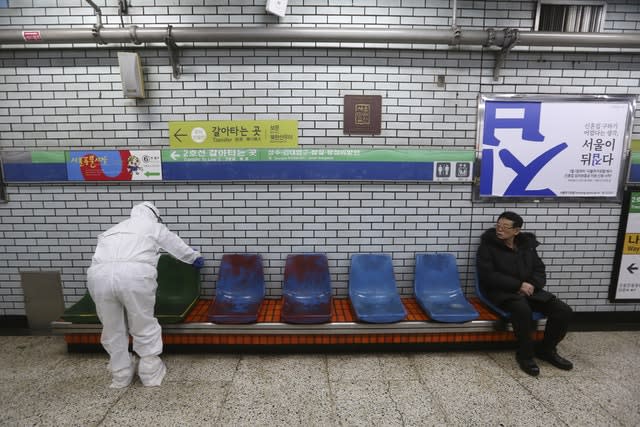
53,253,546,350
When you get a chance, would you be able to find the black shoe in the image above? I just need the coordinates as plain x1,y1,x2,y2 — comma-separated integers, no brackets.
536,349,573,371
517,358,540,376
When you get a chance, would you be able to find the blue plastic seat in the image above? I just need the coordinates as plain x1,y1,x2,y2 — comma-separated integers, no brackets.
475,272,545,321
281,254,332,324
348,254,407,323
414,253,479,323
208,254,265,324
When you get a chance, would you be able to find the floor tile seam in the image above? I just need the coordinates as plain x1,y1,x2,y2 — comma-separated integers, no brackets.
383,380,407,425
407,352,453,425
556,354,614,379
212,355,244,426
484,351,573,424
94,386,130,426
509,373,576,426
323,355,340,427
161,378,233,386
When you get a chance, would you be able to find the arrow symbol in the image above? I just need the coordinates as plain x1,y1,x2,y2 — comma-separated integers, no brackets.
173,128,187,143
170,151,181,161
145,171,160,177
627,263,638,274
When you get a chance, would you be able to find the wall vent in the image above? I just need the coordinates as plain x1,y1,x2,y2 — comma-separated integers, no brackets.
534,0,606,32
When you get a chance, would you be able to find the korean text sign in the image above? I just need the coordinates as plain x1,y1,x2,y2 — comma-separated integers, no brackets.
169,120,298,149
477,95,635,200
611,191,640,302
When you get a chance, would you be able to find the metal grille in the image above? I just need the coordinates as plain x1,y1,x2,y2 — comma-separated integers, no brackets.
537,4,605,32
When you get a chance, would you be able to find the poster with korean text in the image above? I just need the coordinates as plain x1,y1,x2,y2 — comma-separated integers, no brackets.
477,95,635,201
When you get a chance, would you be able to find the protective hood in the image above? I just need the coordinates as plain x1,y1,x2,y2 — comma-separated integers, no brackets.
131,202,162,223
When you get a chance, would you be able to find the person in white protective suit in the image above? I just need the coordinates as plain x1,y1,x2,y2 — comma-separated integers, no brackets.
87,201,204,388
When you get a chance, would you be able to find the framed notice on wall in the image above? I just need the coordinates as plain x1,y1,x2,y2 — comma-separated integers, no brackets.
344,95,382,135
610,190,640,302
476,95,636,202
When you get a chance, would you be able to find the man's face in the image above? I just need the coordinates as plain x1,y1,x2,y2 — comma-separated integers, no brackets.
495,218,519,241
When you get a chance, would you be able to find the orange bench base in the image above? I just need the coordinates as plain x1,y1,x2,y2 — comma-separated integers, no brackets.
61,298,544,348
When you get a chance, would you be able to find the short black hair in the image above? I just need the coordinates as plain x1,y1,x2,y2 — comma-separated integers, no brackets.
498,211,523,228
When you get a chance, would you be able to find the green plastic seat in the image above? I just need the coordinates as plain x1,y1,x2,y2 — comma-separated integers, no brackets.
61,292,100,323
61,254,201,324
155,254,201,323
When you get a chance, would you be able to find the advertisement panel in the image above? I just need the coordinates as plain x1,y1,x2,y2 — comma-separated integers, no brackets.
67,150,162,181
476,95,635,201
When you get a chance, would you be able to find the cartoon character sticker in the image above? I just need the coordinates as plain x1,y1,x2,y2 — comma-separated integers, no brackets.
127,155,143,176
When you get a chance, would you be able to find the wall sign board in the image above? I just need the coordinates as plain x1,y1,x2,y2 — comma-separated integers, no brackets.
0,151,67,181
611,190,640,302
169,120,298,149
162,149,474,181
67,150,162,181
626,140,640,183
476,95,635,202
2,149,473,183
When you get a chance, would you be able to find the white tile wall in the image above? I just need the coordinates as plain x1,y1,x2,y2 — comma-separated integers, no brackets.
0,0,639,316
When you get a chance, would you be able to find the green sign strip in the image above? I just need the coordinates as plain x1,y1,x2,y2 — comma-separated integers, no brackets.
162,149,475,163
630,192,640,213
31,151,66,163
630,140,640,164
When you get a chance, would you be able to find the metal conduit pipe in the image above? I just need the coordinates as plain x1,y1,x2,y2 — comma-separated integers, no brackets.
519,31,640,48
0,28,490,46
0,26,639,49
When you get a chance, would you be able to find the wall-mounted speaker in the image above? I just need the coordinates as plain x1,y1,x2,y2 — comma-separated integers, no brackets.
117,51,145,99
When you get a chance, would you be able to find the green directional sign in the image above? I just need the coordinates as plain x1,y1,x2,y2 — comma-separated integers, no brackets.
163,148,261,162
162,148,473,163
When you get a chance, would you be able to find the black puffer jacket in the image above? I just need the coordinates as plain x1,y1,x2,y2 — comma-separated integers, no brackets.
477,228,553,305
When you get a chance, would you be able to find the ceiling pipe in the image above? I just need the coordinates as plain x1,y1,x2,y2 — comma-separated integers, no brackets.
0,27,639,49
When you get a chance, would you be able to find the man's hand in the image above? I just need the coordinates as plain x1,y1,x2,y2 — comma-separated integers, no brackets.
519,282,535,296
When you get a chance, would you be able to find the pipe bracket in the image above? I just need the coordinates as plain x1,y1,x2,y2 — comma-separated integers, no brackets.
484,28,496,47
450,25,461,46
85,0,106,45
92,24,107,45
165,25,182,79
129,25,141,45
493,28,520,80
502,28,520,50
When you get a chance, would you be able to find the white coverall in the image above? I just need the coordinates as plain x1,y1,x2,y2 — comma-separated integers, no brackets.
87,202,201,388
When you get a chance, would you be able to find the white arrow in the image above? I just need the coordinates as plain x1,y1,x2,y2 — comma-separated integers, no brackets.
170,151,181,161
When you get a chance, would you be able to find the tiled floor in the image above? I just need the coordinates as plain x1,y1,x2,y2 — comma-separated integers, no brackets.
1,331,638,426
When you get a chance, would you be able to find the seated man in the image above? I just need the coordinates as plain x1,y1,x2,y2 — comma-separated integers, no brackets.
477,211,573,376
